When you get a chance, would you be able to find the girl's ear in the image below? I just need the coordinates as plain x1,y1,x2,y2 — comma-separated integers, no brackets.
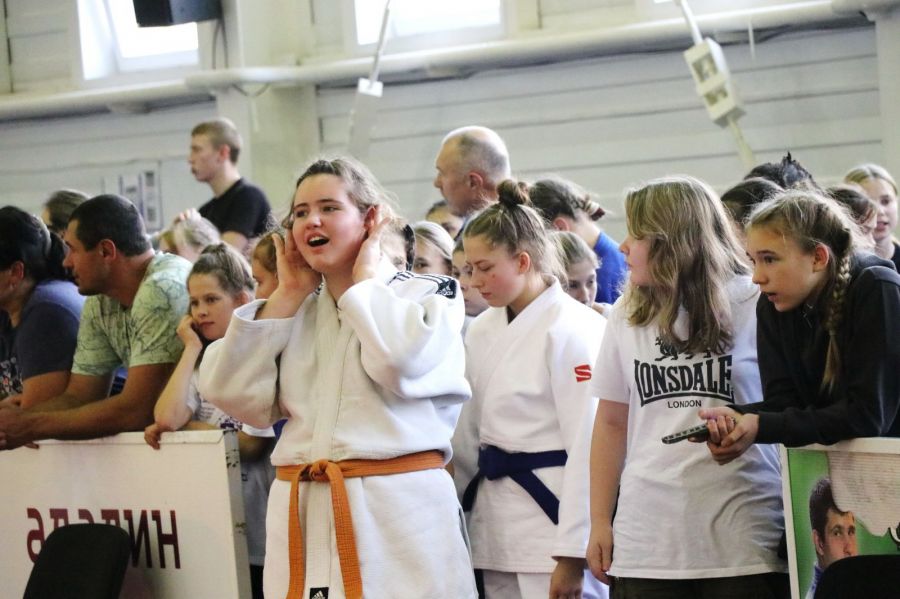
551,216,571,232
812,243,831,272
236,289,253,307
7,261,25,285
363,206,377,232
516,251,532,274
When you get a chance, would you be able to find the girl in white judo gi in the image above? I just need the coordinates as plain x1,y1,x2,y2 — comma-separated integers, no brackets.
462,180,608,599
199,157,477,599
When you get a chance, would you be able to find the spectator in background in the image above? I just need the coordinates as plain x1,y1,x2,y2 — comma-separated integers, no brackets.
158,214,221,263
189,118,272,255
746,152,819,190
844,163,899,271
529,176,628,304
425,199,465,240
413,221,454,276
250,230,281,300
433,126,511,220
41,189,89,237
721,177,783,244
554,230,607,315
382,218,415,271
144,243,273,599
0,207,84,407
828,185,878,251
0,195,191,449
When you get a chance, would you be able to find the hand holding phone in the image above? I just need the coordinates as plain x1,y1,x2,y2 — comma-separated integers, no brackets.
661,423,710,444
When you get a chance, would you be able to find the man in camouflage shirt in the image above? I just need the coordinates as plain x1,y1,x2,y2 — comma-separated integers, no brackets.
0,195,190,449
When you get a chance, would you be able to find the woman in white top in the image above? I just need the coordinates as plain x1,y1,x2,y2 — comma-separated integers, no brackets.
586,176,788,599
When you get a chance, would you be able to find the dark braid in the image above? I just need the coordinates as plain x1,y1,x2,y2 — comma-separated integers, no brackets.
822,236,852,392
748,190,857,392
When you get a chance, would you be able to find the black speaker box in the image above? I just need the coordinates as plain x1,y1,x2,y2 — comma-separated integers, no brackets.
133,0,222,27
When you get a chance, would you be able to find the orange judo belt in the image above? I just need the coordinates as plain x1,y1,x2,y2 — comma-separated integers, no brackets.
275,450,445,599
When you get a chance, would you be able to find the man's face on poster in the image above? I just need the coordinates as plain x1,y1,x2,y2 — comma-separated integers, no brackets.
814,508,858,569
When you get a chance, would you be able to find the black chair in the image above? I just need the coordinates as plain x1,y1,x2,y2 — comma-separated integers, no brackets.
814,554,900,599
24,523,131,599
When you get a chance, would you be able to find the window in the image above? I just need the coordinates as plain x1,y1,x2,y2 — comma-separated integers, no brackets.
350,0,505,53
78,0,199,82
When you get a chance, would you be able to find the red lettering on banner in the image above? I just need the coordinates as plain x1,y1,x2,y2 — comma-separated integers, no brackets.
25,508,44,562
49,508,70,530
23,508,180,569
101,508,121,527
152,509,181,569
574,364,592,382
124,509,153,568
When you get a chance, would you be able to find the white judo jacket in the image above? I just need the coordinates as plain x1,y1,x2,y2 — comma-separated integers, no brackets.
199,262,477,599
465,282,606,573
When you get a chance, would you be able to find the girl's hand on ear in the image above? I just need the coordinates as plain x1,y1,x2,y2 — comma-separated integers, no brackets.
176,315,203,351
257,232,321,320
274,232,322,298
353,206,389,283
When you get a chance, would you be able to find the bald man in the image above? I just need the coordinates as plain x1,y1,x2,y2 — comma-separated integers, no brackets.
433,126,511,218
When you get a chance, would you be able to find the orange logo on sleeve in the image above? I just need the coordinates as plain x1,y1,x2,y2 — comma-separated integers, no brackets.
574,364,592,382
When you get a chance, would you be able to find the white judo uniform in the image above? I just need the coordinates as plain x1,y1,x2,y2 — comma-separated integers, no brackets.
464,282,608,598
199,262,477,599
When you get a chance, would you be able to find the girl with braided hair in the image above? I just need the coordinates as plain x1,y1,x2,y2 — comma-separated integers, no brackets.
701,190,900,464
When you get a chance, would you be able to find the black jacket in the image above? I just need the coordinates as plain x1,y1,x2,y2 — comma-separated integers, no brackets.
738,252,900,445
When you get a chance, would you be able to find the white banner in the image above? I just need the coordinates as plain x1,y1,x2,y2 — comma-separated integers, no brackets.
0,430,250,598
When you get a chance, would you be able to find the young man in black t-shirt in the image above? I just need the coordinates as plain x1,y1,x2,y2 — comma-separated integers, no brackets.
189,118,272,254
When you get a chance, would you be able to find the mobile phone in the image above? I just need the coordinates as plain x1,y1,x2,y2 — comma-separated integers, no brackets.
661,423,711,444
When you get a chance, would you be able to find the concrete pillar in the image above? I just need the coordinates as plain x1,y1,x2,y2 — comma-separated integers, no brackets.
872,8,900,177
209,0,321,214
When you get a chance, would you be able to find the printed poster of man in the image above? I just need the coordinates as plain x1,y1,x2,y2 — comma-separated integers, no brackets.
782,440,900,599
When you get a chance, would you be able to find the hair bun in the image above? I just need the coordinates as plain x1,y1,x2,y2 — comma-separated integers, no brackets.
581,196,606,221
497,179,530,209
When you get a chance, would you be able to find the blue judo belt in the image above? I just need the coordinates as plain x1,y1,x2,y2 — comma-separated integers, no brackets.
461,445,568,525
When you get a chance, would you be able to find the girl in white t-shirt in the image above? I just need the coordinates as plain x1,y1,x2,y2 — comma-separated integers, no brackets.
144,243,274,598
463,180,608,599
586,176,787,599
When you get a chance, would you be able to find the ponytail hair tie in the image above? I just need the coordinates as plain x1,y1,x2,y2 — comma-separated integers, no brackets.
581,196,606,221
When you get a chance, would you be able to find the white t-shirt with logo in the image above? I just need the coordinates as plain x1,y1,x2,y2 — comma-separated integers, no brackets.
592,275,786,579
